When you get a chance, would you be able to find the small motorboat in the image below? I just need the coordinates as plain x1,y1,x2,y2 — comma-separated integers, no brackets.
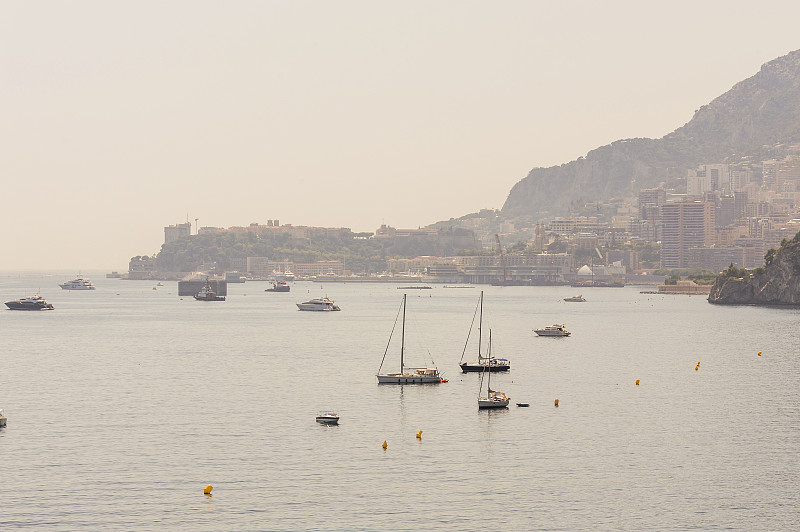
516,403,530,407
0,409,6,427
563,295,586,302
316,411,339,425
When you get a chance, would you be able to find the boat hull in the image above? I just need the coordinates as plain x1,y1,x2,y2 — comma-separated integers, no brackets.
376,374,442,384
316,417,339,425
5,302,54,310
534,330,570,337
460,363,510,373
478,398,510,409
194,295,225,301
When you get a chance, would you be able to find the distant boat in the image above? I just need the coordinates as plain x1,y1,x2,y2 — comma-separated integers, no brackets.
296,296,339,311
397,286,432,289
534,324,570,337
315,411,339,425
0,409,6,427
5,294,55,311
564,295,585,302
273,269,296,282
194,278,225,301
59,276,95,290
459,291,510,373
266,281,290,292
477,331,509,409
376,294,444,384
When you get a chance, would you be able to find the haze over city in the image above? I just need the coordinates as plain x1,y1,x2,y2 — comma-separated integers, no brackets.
3,0,800,270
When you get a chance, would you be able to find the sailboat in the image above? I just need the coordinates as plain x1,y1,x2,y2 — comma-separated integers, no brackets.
376,294,444,384
459,290,510,372
477,330,510,409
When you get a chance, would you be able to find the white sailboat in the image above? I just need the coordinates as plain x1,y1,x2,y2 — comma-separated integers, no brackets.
376,294,444,384
477,330,510,409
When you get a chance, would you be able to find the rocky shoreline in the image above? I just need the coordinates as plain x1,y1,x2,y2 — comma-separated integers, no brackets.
708,231,800,306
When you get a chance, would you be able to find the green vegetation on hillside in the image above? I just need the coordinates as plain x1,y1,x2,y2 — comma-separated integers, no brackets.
150,229,475,273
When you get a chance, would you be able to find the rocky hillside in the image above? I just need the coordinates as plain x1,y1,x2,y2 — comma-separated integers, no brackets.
708,231,800,305
502,49,800,219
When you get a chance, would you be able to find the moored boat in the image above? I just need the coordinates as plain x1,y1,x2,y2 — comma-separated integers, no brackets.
564,295,586,302
0,409,6,427
5,294,55,311
534,324,571,337
194,278,225,301
315,411,339,425
296,296,339,311
459,291,510,373
59,276,95,290
477,334,509,409
266,281,290,292
376,294,444,384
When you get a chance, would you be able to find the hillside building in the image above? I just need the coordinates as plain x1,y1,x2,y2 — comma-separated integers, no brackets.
660,201,716,268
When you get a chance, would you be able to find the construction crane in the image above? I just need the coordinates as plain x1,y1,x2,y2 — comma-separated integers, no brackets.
595,247,623,286
496,234,509,283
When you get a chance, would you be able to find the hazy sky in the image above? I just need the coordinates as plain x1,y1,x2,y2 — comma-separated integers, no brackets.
3,1,800,270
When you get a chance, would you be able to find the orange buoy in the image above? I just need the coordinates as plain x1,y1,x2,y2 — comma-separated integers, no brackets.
554,398,559,407
635,379,640,386
382,440,387,449
416,430,422,439
204,485,213,495
758,351,762,356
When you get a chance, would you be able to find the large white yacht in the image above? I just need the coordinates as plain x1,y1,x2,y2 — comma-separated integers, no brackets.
296,296,340,311
59,276,96,290
5,294,55,310
534,324,571,337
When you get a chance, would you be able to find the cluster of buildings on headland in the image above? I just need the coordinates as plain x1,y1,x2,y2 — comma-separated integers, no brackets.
130,220,630,286
128,152,800,284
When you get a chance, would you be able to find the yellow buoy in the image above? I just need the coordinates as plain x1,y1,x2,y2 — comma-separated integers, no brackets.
416,430,422,439
382,440,387,449
635,379,640,386
554,398,559,407
204,485,213,495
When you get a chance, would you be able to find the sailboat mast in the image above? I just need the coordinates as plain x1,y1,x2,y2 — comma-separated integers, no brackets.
477,290,483,360
400,293,406,374
487,330,492,391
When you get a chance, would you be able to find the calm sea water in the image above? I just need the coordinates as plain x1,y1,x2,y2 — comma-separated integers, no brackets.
1,272,798,531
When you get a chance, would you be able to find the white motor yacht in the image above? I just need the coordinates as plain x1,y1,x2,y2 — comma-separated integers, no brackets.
296,296,340,311
59,276,96,290
534,324,571,337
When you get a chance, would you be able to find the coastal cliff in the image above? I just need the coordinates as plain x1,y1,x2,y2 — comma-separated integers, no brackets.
708,231,800,305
